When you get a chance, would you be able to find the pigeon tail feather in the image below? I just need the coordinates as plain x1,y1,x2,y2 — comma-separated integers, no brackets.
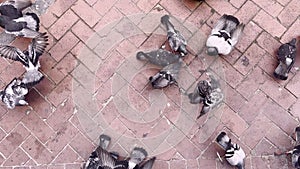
161,15,175,33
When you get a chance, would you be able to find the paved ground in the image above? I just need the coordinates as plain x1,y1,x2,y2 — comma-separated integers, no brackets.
0,0,299,168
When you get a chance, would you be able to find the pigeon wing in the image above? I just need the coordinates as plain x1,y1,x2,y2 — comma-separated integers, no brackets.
28,32,49,65
95,146,117,168
0,45,28,66
230,24,244,47
139,157,156,169
1,0,32,11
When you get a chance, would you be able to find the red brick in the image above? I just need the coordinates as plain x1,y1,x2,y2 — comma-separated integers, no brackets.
49,31,79,62
265,124,291,149
22,136,53,164
260,79,297,109
0,124,30,158
286,72,300,97
53,146,80,164
236,68,266,100
25,89,53,119
49,10,79,40
137,0,161,12
34,77,56,97
187,159,199,169
47,98,74,131
258,53,278,77
22,111,55,143
235,43,265,75
206,0,237,15
93,0,118,16
234,0,260,24
198,158,216,168
221,49,241,65
47,76,72,107
72,20,95,42
230,0,247,8
175,138,201,159
170,159,186,169
44,67,65,85
48,0,77,17
221,104,248,136
261,99,298,134
241,113,273,148
235,22,262,53
160,0,190,20
186,3,213,29
96,50,125,82
152,160,169,169
210,59,244,88
40,11,57,28
291,99,300,119
69,133,94,160
0,108,26,133
252,138,277,156
55,53,77,76
93,7,124,32
256,31,281,55
281,18,300,43
253,10,286,38
3,148,29,166
72,0,101,27
252,0,283,17
278,0,300,27
46,122,78,154
0,62,24,83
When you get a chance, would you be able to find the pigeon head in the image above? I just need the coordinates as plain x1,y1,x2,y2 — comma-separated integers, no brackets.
207,47,219,56
179,45,188,56
289,38,297,46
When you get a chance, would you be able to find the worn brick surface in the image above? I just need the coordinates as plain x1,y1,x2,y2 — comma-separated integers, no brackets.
0,0,299,168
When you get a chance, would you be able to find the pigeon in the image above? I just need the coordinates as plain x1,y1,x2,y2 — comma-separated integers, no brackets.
188,75,223,118
273,38,297,80
0,0,41,38
161,15,188,56
149,60,182,89
85,134,151,169
136,49,181,67
0,32,48,86
85,134,128,169
206,14,245,56
216,132,246,169
284,127,300,168
0,77,28,109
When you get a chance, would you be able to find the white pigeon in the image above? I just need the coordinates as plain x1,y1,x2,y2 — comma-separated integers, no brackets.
206,14,245,56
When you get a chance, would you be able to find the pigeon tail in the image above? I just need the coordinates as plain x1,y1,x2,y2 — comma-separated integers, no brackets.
296,127,300,144
22,70,44,87
24,12,40,31
99,134,111,150
224,14,240,25
129,147,148,166
198,104,210,119
274,62,288,80
139,157,156,169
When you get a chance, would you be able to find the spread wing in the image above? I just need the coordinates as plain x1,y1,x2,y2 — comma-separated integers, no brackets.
27,32,49,65
0,45,28,66
95,146,117,168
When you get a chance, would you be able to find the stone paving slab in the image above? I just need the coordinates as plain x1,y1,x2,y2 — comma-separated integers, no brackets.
0,0,299,168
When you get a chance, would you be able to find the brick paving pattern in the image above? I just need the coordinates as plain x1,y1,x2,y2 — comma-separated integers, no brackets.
0,0,299,168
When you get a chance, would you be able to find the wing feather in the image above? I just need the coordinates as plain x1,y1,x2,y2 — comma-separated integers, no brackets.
0,45,27,66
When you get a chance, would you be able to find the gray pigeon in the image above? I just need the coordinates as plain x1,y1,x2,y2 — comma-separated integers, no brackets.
216,132,246,169
274,38,297,80
188,75,223,118
149,60,182,89
0,77,28,109
136,49,181,67
161,15,187,56
284,127,300,169
206,14,245,56
0,0,41,38
85,134,127,169
0,32,48,86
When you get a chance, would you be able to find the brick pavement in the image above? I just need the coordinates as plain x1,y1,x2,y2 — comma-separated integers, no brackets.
0,0,299,168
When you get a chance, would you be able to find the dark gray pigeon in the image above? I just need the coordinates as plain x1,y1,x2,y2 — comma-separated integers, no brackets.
206,14,245,56
85,134,128,169
136,49,181,67
216,132,246,169
0,32,48,86
0,77,28,109
161,15,187,56
274,38,297,80
149,60,182,89
188,75,223,118
284,127,300,169
0,0,41,38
